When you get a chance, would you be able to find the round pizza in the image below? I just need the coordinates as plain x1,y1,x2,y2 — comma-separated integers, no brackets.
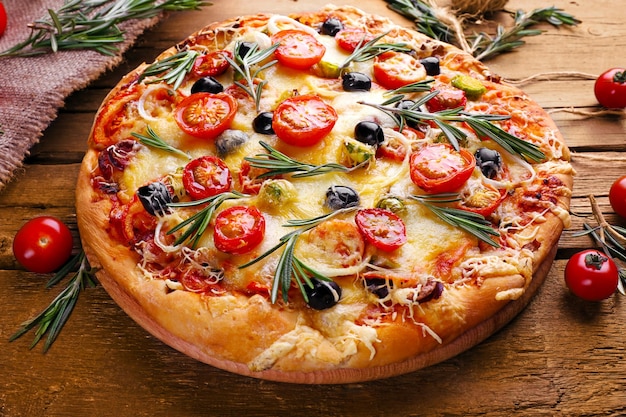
76,5,573,383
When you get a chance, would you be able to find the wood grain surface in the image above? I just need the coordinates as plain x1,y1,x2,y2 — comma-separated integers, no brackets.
2,0,626,415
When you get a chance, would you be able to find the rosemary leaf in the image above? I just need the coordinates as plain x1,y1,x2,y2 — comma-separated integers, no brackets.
167,191,247,248
139,49,200,91
0,0,210,58
411,194,500,247
244,141,350,178
340,31,411,69
224,42,280,112
132,125,190,159
383,0,452,42
240,207,356,303
9,251,98,352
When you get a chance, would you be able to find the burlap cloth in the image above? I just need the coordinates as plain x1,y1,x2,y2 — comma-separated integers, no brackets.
0,0,168,191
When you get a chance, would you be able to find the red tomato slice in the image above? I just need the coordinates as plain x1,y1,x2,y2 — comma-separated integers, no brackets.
409,144,476,193
192,50,232,77
0,2,7,37
271,29,326,70
335,28,374,52
175,93,237,139
373,51,426,90
213,206,266,254
425,87,467,112
457,187,507,217
183,155,232,200
377,127,425,161
272,95,338,146
355,208,407,252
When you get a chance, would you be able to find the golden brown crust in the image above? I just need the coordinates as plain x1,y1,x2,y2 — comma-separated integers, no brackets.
76,5,573,383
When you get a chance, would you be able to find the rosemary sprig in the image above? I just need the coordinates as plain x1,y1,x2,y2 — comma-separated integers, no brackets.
470,7,582,61
138,49,200,91
0,0,209,58
240,208,356,303
384,0,452,42
224,42,280,112
167,191,247,248
132,125,190,159
362,93,545,162
340,31,411,69
244,141,351,178
386,79,435,96
411,194,500,247
9,251,98,352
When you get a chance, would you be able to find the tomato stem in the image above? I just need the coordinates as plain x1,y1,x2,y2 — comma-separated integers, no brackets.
614,70,626,84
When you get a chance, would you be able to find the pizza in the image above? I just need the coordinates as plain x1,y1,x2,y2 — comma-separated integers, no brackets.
76,5,573,383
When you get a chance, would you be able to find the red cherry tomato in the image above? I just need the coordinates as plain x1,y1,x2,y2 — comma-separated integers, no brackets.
0,2,7,37
213,206,265,254
335,28,374,52
426,87,467,112
271,29,326,70
192,50,232,77
373,51,426,90
564,249,619,301
457,187,507,217
609,175,626,218
175,93,237,139
272,95,338,146
377,127,425,161
183,155,232,200
355,208,407,252
409,144,476,193
13,216,73,273
594,68,626,109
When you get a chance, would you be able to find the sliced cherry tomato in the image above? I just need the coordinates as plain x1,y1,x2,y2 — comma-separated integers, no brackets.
109,196,156,245
355,208,407,252
238,160,280,195
564,249,619,301
457,187,507,217
609,175,626,218
271,29,326,70
335,28,374,52
180,270,223,294
13,216,73,273
425,86,467,113
272,95,338,146
0,2,7,37
409,144,476,193
183,155,232,200
213,206,265,254
594,68,626,109
175,92,237,139
192,50,232,77
373,51,427,90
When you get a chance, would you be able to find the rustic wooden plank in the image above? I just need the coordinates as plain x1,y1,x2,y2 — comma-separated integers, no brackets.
3,261,625,416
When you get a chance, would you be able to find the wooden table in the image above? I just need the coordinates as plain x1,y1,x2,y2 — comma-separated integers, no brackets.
2,0,626,415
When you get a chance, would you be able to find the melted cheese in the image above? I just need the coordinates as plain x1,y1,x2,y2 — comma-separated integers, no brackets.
101,11,573,369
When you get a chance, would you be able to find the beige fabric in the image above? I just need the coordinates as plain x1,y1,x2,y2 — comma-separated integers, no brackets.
0,0,165,190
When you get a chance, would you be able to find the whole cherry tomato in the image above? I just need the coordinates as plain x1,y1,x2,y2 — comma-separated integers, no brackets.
594,68,626,109
0,2,6,37
564,249,619,301
175,93,237,139
13,216,73,273
213,206,265,254
272,95,338,146
409,143,476,194
355,208,407,252
609,175,626,218
271,29,326,70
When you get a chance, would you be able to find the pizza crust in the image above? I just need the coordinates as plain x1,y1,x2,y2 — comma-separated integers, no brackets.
76,5,573,383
